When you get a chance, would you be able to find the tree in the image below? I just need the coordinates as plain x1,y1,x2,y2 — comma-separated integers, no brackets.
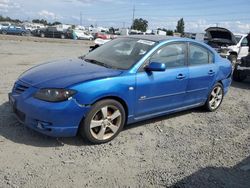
176,18,185,35
32,19,48,25
131,18,148,32
51,21,62,26
0,15,21,23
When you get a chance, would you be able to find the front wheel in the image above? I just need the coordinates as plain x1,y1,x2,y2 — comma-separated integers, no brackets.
205,83,224,112
80,99,126,144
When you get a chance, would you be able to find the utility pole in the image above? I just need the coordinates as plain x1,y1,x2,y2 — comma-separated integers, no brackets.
132,4,135,28
216,23,219,27
80,12,82,26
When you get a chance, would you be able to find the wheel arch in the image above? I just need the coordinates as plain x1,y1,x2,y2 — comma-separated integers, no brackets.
91,96,129,121
229,51,238,57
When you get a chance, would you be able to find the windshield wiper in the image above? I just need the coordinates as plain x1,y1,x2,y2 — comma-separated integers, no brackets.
84,58,116,69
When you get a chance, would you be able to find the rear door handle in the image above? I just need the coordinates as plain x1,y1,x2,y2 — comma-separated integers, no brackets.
208,70,215,75
176,74,186,80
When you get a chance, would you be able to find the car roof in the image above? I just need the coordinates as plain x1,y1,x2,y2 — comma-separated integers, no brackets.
123,35,177,42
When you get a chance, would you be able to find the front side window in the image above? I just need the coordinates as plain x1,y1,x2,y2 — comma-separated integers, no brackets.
150,43,186,68
241,37,248,47
189,44,210,65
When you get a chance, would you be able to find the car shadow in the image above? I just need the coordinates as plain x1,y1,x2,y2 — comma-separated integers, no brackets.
231,77,250,90
0,101,204,147
169,155,250,188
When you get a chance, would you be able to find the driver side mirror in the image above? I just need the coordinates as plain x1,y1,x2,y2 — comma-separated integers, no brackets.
145,62,166,72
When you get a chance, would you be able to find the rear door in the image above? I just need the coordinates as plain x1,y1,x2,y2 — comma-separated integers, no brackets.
185,43,216,105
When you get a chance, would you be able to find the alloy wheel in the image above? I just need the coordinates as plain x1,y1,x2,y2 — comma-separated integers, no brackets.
90,105,122,141
209,86,223,110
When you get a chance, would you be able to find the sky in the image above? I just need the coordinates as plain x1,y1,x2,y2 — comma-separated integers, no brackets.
0,0,250,33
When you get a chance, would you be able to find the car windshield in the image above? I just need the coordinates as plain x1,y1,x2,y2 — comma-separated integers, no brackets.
83,37,157,70
235,35,242,43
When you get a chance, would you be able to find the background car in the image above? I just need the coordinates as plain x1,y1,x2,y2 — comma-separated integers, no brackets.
73,29,93,40
205,27,244,66
224,34,249,64
0,25,29,36
9,36,232,144
33,26,73,39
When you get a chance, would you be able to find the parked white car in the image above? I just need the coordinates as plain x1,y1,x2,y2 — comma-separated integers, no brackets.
73,30,93,40
223,34,249,64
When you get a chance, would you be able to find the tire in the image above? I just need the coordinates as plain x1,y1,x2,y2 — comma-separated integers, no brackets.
228,54,237,67
2,31,7,35
40,33,45,38
21,32,25,36
61,34,65,39
233,64,247,82
205,83,224,112
79,99,126,144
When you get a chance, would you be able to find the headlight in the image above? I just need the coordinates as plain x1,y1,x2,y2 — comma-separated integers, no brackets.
34,88,77,102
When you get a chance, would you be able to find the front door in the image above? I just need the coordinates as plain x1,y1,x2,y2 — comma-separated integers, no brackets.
238,37,249,59
135,42,189,119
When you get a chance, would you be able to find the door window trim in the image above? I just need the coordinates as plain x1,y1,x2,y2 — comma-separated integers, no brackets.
187,42,215,67
137,42,188,72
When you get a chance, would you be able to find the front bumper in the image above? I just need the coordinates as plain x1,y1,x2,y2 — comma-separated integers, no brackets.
8,84,90,137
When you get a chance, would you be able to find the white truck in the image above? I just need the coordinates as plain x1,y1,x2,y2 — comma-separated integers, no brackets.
205,27,249,65
223,34,249,65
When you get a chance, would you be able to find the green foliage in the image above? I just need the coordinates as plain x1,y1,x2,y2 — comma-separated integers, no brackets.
131,18,148,32
51,21,62,26
0,15,21,23
32,19,48,25
176,18,185,35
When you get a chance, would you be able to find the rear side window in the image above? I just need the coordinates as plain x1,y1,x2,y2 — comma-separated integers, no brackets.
150,43,187,68
189,44,212,65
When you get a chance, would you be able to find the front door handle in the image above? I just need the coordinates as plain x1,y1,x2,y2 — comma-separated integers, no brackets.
176,74,186,80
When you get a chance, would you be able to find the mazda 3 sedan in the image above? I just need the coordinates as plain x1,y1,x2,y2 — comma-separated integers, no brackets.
9,35,232,144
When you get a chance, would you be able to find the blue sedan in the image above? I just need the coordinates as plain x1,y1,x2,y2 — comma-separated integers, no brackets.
9,36,232,144
1,25,29,36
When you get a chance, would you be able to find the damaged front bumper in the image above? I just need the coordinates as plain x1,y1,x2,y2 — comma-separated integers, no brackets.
9,90,90,137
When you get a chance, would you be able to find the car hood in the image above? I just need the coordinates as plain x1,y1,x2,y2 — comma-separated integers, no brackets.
205,27,237,45
19,58,123,88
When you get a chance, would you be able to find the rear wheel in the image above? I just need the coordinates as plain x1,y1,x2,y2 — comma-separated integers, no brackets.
61,34,65,39
2,31,7,35
80,99,126,144
205,83,224,112
40,33,45,38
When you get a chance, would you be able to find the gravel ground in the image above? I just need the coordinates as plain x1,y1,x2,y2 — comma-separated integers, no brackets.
0,35,249,188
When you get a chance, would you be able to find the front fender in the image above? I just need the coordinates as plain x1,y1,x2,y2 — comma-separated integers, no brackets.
70,74,136,117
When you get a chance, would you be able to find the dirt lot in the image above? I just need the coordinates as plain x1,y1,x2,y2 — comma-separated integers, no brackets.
0,35,249,188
